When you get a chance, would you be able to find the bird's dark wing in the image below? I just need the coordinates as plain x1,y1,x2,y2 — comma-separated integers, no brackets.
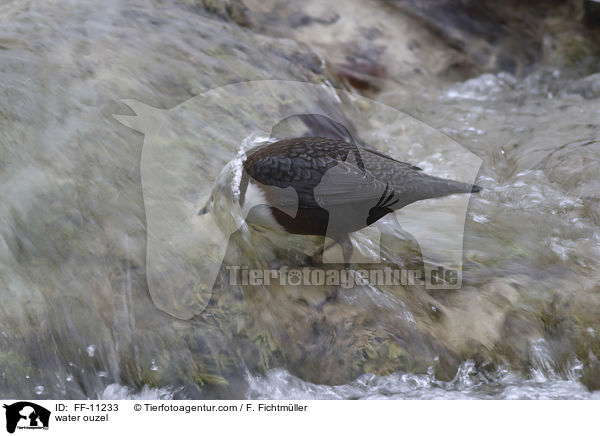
312,160,392,209
244,137,369,208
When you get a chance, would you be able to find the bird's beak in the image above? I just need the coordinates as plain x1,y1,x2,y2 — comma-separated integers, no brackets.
198,198,213,215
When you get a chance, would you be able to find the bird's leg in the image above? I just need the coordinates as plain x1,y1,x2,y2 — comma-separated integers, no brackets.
339,236,354,269
310,239,337,265
315,235,354,267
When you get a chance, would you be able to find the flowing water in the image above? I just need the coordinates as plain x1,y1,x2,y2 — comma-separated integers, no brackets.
1,0,600,399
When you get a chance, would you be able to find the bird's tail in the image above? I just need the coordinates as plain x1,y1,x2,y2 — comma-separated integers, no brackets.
394,173,481,208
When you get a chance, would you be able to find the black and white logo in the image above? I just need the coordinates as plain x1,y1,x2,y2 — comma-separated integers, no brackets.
3,402,50,434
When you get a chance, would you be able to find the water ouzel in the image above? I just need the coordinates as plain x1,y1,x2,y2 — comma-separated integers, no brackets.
201,135,480,265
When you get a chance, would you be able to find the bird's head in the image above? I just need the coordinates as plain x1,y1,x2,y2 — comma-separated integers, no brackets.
198,196,213,216
197,157,251,238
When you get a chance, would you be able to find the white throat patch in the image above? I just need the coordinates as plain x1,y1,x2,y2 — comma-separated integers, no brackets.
242,182,286,232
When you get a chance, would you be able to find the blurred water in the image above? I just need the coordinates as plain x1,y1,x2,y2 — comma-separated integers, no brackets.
246,364,600,400
99,364,600,400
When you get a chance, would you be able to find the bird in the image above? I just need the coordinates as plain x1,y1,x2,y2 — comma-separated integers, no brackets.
200,134,481,266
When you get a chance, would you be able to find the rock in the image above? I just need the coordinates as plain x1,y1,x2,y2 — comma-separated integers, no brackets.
242,0,600,94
